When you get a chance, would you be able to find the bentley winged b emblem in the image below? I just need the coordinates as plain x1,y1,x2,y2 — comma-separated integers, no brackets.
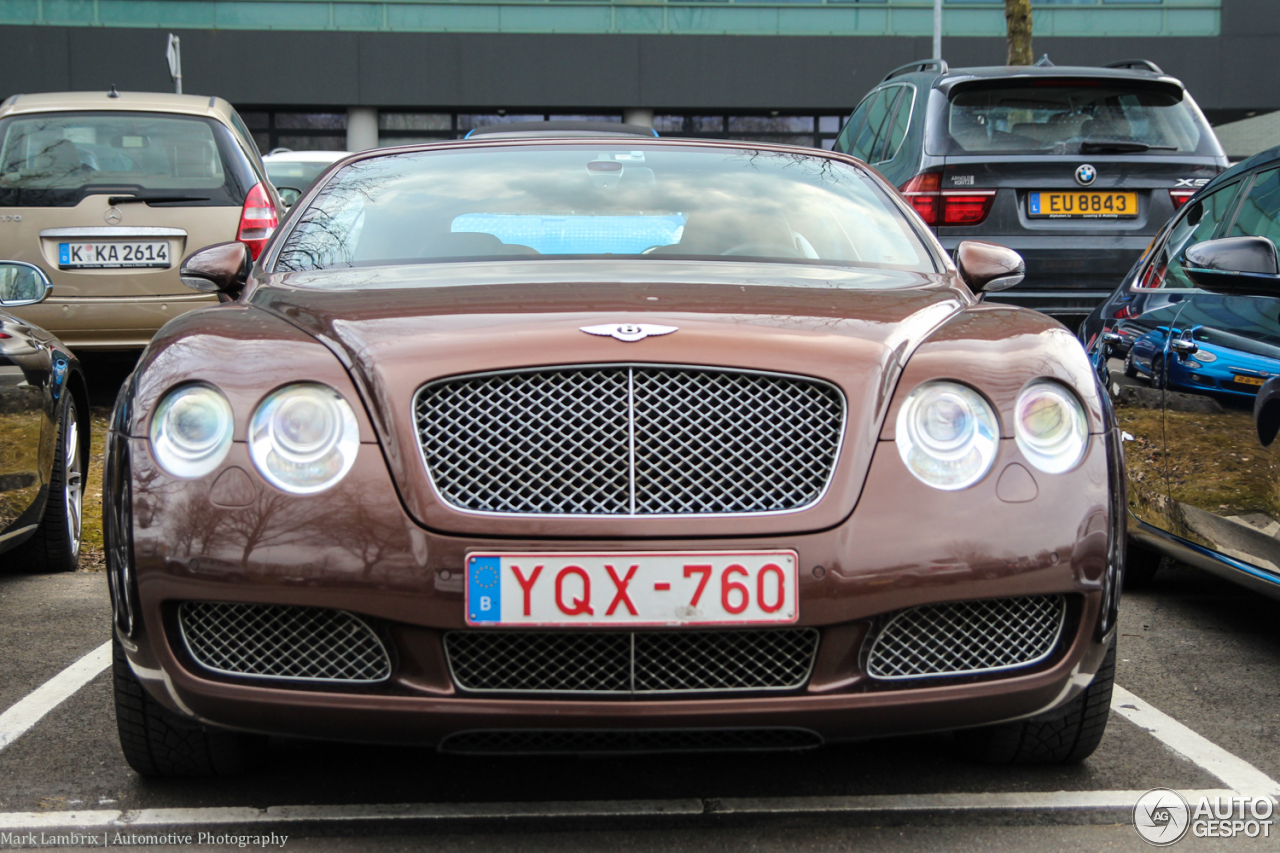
580,323,678,342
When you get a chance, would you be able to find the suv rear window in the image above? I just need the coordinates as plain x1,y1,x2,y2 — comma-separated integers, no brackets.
0,111,257,207
934,82,1216,156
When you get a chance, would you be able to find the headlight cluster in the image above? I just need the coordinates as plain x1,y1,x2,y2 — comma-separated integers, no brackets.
896,379,1088,490
150,382,359,494
1013,380,1088,475
895,382,999,490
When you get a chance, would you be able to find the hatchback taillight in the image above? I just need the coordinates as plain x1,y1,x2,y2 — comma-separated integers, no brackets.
900,171,996,226
1169,189,1196,211
237,183,278,260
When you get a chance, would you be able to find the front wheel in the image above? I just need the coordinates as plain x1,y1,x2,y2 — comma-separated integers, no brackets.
1123,349,1139,379
113,634,266,777
953,641,1115,764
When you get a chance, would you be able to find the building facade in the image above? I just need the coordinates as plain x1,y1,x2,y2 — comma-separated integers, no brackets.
0,0,1273,150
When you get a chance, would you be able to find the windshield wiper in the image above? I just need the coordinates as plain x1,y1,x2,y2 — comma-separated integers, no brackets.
1079,139,1178,154
107,194,210,205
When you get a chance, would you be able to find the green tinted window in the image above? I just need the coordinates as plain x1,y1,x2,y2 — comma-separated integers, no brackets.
849,88,898,162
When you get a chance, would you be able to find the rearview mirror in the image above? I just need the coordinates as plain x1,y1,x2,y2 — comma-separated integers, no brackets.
180,242,252,299
1182,236,1280,296
0,261,51,307
954,241,1026,296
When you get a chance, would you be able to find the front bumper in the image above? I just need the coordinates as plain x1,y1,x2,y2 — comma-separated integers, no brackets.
115,430,1117,747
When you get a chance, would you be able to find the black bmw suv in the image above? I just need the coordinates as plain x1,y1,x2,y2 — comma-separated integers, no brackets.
834,58,1228,323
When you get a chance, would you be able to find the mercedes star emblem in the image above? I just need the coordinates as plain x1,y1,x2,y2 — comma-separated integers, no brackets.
1075,164,1097,187
580,323,678,342
104,207,123,225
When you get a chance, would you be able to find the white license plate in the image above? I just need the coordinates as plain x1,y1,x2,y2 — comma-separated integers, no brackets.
466,551,798,627
58,241,170,269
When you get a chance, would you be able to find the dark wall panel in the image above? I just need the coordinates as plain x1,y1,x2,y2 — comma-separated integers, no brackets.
0,24,1276,113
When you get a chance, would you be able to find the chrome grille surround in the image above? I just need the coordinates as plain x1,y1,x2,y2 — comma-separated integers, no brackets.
439,727,823,755
865,595,1067,681
444,628,820,695
178,602,392,684
414,364,846,517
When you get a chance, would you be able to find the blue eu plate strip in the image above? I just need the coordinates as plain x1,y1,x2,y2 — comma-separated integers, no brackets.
468,556,502,623
1028,193,1041,216
58,243,69,265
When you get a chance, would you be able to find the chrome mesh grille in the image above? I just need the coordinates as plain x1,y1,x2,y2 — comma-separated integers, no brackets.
866,595,1066,681
178,602,391,683
445,629,819,695
415,366,844,516
439,727,823,755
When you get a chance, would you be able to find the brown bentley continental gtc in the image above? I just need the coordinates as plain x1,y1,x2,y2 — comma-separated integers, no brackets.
104,138,1124,776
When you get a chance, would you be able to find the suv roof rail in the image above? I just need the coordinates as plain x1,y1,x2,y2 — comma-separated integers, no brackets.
1104,59,1164,74
882,58,948,82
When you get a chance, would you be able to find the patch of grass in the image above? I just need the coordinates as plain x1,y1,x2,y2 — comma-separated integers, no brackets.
78,406,111,571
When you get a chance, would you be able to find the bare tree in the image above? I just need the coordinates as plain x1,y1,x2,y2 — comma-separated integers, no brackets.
1006,0,1033,66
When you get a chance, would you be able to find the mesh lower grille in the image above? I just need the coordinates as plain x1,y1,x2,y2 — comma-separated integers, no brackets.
415,365,844,516
178,602,391,683
865,595,1066,680
445,629,819,695
439,728,823,755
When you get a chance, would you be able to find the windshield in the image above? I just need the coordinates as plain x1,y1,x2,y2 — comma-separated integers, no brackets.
935,83,1215,156
0,111,255,207
273,145,934,274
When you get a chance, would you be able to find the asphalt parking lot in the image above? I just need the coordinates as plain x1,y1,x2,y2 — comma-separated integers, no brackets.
2,549,1278,850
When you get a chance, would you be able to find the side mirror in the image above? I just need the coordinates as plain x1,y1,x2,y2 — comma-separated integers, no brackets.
276,186,302,209
0,261,51,307
954,241,1026,296
180,242,252,299
1182,236,1280,296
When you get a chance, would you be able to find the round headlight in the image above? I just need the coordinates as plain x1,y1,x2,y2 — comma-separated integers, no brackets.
149,384,234,479
895,381,999,490
1015,380,1088,474
249,383,359,494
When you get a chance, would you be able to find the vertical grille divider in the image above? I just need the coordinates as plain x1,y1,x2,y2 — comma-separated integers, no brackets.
627,367,637,516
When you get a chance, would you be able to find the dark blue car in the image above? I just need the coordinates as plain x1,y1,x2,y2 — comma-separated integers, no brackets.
1083,143,1280,596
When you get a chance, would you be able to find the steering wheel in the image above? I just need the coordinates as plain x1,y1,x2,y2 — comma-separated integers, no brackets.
720,242,803,258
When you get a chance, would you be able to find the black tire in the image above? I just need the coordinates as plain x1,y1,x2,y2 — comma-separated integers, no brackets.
1123,349,1138,378
11,396,83,573
113,633,265,777
954,641,1115,765
1150,354,1165,390
1124,540,1163,589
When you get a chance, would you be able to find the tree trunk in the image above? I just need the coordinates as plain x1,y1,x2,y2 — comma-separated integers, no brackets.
1006,0,1033,66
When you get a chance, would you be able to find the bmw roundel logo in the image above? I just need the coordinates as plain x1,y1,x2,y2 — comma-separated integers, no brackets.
1075,164,1098,186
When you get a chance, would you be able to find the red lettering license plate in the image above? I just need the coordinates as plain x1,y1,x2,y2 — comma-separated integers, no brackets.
466,551,799,627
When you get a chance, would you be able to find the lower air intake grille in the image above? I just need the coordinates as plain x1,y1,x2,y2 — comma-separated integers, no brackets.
178,602,391,683
439,728,823,755
866,595,1066,680
444,629,819,695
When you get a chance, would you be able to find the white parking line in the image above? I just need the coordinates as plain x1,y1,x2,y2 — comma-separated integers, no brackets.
0,791,1240,831
1111,685,1280,797
0,641,110,752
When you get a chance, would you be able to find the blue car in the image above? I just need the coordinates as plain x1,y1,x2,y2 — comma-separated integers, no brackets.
1084,143,1280,596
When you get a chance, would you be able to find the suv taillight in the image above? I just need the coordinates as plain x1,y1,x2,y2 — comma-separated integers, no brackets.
237,183,278,260
900,171,996,226
1169,189,1196,211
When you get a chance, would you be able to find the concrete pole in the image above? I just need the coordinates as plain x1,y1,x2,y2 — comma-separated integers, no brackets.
347,107,379,152
623,109,654,128
933,0,942,61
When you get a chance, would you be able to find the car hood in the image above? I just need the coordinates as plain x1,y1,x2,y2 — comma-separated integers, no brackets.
249,260,968,537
